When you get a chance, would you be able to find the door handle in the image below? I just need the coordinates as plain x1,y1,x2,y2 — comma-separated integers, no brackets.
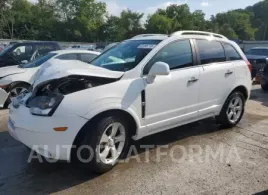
225,70,233,76
188,77,199,83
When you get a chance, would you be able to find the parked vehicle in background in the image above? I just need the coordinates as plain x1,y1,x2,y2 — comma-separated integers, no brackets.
95,43,107,52
133,34,167,38
69,44,96,51
102,42,119,53
245,47,268,79
0,44,7,52
8,31,251,173
259,59,268,91
0,41,60,67
0,50,100,108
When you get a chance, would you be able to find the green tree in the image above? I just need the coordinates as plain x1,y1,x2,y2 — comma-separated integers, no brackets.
219,24,238,39
102,16,121,41
213,10,256,40
30,0,58,40
192,10,207,31
117,9,144,40
157,4,193,31
246,0,268,40
0,0,14,38
146,14,172,34
75,0,106,41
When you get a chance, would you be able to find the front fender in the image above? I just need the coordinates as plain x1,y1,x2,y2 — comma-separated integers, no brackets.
83,98,142,129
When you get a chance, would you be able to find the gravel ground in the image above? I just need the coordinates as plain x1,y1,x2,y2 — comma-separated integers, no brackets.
0,85,268,195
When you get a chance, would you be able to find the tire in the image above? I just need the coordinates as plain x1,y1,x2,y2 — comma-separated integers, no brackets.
75,115,130,173
4,83,30,108
261,83,268,91
216,91,245,128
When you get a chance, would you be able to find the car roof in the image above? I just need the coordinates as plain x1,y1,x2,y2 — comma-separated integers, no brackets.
130,35,168,41
130,31,229,42
11,41,58,45
50,50,100,55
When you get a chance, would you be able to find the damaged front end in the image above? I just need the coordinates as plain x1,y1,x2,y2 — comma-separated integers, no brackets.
23,75,120,116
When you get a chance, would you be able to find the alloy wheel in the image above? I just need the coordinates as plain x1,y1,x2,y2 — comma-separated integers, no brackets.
226,96,243,124
10,87,28,102
98,122,126,165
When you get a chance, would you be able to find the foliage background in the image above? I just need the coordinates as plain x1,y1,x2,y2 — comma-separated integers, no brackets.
0,0,268,42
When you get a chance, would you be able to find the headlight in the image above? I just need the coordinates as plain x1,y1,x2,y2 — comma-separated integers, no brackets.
28,94,63,116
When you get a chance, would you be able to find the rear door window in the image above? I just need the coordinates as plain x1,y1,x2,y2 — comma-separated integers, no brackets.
195,40,226,65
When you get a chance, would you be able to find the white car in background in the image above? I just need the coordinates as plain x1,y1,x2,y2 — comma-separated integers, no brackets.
0,50,100,107
8,31,252,173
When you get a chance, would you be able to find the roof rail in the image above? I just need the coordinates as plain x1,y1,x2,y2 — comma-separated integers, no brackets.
132,34,168,38
171,31,228,40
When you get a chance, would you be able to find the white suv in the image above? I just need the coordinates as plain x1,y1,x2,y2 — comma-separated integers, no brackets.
8,31,252,173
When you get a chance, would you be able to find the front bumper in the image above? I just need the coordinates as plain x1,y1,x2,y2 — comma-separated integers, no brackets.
8,103,88,161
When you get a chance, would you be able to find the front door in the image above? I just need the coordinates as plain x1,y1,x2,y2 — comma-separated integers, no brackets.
143,39,200,133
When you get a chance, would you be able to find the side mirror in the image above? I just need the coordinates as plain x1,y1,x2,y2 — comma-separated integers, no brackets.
146,62,170,84
21,60,28,64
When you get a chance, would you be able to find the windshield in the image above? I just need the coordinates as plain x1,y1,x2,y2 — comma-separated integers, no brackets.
247,49,268,56
21,53,57,68
90,40,162,72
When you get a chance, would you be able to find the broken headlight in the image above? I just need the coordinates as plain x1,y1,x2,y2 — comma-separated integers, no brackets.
28,94,63,116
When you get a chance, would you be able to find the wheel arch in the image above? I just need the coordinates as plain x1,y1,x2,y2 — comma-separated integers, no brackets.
230,85,249,100
218,85,249,116
7,81,31,92
71,109,138,160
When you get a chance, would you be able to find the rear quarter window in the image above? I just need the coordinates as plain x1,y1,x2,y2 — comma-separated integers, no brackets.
223,43,242,61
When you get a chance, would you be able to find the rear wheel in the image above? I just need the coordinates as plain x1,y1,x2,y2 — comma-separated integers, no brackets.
261,83,268,91
76,115,129,173
216,91,245,128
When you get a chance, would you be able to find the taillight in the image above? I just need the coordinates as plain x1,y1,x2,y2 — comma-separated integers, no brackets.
246,60,252,72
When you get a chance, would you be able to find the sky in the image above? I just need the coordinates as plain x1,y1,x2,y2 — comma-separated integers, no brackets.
101,0,262,19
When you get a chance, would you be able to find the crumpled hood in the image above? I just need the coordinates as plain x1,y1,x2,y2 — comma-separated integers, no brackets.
0,65,26,78
33,59,124,87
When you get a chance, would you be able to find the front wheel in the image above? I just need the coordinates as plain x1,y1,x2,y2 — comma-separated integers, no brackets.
4,83,30,108
76,115,129,173
216,91,245,128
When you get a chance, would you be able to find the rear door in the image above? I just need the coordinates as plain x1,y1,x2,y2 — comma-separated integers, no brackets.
194,39,236,117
